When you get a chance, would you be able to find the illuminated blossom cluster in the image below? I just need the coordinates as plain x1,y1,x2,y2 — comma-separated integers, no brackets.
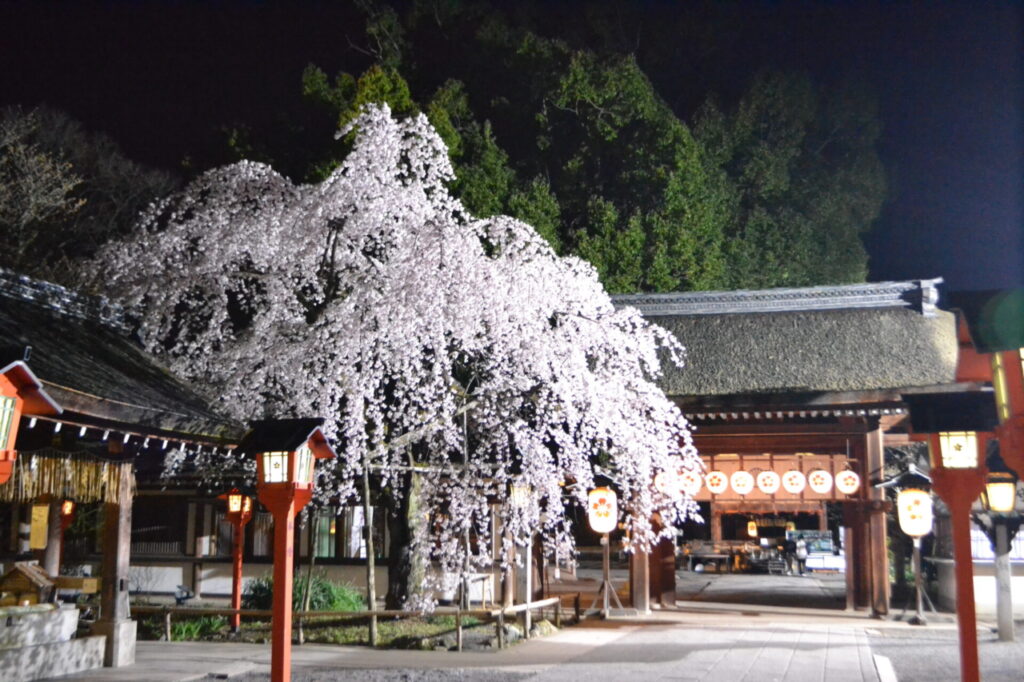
90,105,700,604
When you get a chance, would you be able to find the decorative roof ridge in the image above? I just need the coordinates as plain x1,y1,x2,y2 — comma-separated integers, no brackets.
0,268,131,334
612,278,943,317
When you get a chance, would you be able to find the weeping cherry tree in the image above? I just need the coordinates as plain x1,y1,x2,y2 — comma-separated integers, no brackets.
86,104,702,608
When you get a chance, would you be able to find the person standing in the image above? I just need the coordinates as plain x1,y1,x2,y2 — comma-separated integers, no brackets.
783,536,797,575
795,534,809,576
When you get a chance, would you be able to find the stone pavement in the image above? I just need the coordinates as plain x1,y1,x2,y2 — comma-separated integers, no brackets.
45,570,1014,681
48,609,889,682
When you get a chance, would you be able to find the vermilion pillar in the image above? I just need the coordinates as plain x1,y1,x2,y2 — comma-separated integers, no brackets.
930,444,988,682
261,488,310,682
230,517,246,631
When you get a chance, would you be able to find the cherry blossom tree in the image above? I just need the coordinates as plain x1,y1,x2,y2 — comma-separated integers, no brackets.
87,104,701,607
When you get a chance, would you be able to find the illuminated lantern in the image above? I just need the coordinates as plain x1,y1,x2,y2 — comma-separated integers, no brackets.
782,470,806,495
747,520,758,538
835,470,861,495
679,470,702,497
807,469,833,494
705,470,728,495
985,471,1017,513
654,470,681,498
756,470,781,495
935,431,980,469
897,489,934,538
730,470,755,495
60,499,75,518
588,487,618,534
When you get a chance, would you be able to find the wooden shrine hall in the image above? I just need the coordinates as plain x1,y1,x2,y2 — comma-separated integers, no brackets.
615,278,961,616
0,269,334,678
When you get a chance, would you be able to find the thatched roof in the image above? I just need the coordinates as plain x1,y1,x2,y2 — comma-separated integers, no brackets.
0,269,243,442
614,280,958,398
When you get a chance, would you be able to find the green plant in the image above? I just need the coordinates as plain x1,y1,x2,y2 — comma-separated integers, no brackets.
242,573,364,612
170,614,227,641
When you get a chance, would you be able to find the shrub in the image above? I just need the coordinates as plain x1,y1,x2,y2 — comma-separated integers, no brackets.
242,572,364,612
171,615,227,641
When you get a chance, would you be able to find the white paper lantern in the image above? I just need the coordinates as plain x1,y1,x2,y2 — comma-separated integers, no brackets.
835,470,861,495
654,470,681,498
705,470,728,495
679,470,702,497
756,470,781,495
897,488,933,537
730,470,755,495
807,469,833,494
782,470,806,495
588,487,618,534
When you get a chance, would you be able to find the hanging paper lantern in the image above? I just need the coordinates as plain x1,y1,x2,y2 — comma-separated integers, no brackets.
747,520,758,537
730,470,755,495
897,488,933,538
654,470,681,498
807,469,833,494
587,487,618,534
705,470,728,495
756,470,781,495
835,469,861,495
782,470,807,494
679,470,702,497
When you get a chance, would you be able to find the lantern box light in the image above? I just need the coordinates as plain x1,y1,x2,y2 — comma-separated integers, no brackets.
985,471,1018,514
936,432,980,469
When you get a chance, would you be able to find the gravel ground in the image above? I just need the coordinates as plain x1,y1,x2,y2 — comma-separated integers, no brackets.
867,624,1024,682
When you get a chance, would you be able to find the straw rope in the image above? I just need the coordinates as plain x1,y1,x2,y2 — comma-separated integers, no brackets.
0,449,134,503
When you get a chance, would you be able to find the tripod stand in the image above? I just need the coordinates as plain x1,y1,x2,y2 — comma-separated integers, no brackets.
587,533,624,617
898,537,936,625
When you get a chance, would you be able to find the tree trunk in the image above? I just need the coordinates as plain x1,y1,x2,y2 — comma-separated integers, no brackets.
385,469,425,609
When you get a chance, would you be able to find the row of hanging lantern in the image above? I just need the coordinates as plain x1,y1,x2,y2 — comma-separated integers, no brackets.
654,466,861,498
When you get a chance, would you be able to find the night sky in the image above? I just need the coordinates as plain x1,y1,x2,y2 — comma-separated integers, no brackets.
2,1,1021,292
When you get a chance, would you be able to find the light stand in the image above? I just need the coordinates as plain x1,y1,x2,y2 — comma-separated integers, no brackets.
586,487,623,617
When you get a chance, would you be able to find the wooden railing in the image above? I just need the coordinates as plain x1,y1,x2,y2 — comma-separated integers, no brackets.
130,593,581,651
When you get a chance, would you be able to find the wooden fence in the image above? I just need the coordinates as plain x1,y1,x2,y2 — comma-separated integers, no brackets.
130,593,581,651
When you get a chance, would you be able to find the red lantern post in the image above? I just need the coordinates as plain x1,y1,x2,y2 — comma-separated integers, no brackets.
218,489,253,632
239,420,335,682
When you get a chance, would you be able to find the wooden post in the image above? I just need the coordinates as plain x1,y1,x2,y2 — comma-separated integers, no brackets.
456,608,463,652
95,460,136,667
629,544,650,614
496,609,504,649
843,524,856,611
865,425,889,616
42,499,61,577
554,597,561,628
710,508,723,543
163,609,172,642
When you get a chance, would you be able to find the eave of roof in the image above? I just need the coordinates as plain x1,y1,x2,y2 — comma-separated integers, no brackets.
0,269,243,443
